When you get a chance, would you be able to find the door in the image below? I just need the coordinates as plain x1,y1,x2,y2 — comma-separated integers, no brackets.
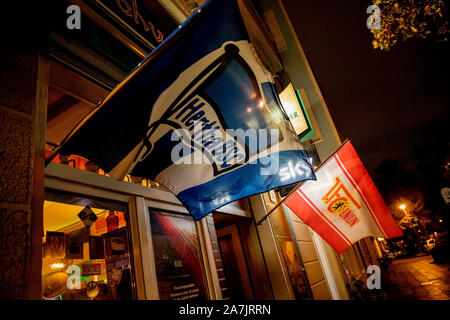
216,225,254,299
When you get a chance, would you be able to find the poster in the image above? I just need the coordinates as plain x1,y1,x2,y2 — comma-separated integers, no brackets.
149,210,206,300
65,229,87,259
45,231,65,258
89,236,105,259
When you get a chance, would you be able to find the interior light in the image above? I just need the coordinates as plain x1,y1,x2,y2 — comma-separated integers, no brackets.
50,263,64,270
258,100,264,108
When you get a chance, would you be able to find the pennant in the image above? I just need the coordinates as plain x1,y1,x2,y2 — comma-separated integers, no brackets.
51,0,315,220
284,141,403,254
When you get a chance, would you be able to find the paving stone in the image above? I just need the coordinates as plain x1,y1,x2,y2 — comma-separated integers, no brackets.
383,255,450,300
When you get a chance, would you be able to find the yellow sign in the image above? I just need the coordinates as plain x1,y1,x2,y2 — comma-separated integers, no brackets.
279,83,311,137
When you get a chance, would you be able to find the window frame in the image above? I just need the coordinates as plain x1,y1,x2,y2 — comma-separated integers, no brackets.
45,162,249,299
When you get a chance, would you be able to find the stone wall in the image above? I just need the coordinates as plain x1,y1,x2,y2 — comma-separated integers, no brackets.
0,21,48,298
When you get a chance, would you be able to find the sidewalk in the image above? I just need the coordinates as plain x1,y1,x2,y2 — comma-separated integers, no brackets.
382,254,449,300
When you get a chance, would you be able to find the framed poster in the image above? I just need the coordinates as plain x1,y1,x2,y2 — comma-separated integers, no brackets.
149,210,207,300
45,231,65,258
65,229,87,259
89,236,105,259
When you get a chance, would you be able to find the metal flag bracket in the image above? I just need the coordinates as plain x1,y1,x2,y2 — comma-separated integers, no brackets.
256,139,350,226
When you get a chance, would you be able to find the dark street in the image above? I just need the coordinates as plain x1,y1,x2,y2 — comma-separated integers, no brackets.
383,255,449,300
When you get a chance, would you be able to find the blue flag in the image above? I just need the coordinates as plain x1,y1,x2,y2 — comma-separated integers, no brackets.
54,0,316,220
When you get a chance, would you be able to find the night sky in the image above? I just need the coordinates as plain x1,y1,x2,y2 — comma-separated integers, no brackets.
282,0,450,174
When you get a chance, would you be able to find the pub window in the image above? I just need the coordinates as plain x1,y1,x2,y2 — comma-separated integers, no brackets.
42,191,136,300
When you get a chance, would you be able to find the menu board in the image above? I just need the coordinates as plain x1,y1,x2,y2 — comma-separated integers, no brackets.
149,210,206,300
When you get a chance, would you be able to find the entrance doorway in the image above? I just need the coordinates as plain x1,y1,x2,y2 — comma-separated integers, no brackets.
214,214,254,300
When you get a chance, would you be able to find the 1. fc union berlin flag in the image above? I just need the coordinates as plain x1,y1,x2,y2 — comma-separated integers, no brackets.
284,141,402,254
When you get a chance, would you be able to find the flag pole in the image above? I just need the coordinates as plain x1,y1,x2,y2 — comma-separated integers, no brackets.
255,139,350,226
256,180,304,225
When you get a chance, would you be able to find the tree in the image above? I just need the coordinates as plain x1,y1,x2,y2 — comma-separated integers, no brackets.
370,0,449,50
373,159,431,231
412,138,449,234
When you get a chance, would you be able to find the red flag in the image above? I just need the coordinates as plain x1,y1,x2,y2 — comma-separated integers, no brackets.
284,141,403,254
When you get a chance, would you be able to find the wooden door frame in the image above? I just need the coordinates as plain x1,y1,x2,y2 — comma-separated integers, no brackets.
216,224,254,299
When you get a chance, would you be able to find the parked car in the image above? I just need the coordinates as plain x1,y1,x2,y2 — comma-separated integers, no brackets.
430,233,449,264
423,238,436,254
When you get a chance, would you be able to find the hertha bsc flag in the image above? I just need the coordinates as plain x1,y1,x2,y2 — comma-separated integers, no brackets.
284,141,402,254
51,0,315,220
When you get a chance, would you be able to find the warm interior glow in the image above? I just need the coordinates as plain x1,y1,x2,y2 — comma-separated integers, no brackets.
50,263,64,270
43,200,106,232
399,204,406,210
258,100,264,108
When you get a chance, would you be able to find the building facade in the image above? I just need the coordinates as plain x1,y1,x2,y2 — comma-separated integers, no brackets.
0,0,383,300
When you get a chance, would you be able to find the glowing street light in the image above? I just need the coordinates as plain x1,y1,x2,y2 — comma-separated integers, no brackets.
399,204,411,222
399,204,422,246
399,203,416,229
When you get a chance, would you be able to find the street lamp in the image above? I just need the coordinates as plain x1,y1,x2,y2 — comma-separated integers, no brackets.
399,204,422,252
399,204,411,223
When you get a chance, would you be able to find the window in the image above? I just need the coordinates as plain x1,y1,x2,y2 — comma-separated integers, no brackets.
42,191,135,300
149,209,207,300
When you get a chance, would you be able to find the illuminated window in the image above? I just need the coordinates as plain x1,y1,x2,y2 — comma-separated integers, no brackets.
42,192,135,300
